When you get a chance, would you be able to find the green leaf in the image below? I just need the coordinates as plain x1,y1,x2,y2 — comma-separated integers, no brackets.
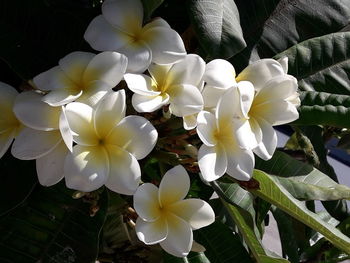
194,221,254,263
251,170,350,254
141,0,164,20
222,201,290,263
163,251,210,263
232,0,350,71
292,91,350,128
275,32,350,95
187,0,246,59
255,150,350,201
0,183,108,263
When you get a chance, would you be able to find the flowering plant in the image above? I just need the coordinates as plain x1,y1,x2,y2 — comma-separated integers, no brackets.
0,0,350,262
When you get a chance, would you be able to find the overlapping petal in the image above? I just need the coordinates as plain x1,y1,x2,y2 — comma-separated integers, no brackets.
118,42,152,73
198,144,227,182
124,74,160,96
136,217,168,245
104,145,141,195
252,118,278,160
225,144,255,181
64,145,109,192
0,130,16,158
132,93,169,112
159,165,190,207
134,183,161,222
204,59,236,88
196,111,216,146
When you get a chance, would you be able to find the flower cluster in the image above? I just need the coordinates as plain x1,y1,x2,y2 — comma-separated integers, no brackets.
0,0,300,257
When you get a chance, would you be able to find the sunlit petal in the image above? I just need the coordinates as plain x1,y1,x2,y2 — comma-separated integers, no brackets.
33,66,76,91
142,27,186,65
65,102,98,146
196,111,216,146
202,85,227,109
64,145,109,192
160,214,193,257
198,144,227,182
83,51,127,87
237,81,255,119
132,93,169,113
84,15,132,51
135,217,168,245
59,107,73,152
118,41,152,73
75,80,111,106
105,145,141,195
168,84,203,117
183,114,198,130
159,165,190,207
204,59,236,88
13,91,61,131
94,90,126,138
134,183,161,222
42,88,83,107
169,199,215,230
124,73,160,96
107,116,157,160
59,51,94,84
226,145,254,181
252,118,277,160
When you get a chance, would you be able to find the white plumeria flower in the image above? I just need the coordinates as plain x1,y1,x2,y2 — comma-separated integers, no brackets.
84,0,186,73
124,54,205,120
11,90,72,186
134,165,215,257
63,90,158,194
235,58,300,160
33,51,127,106
196,86,256,182
0,82,23,158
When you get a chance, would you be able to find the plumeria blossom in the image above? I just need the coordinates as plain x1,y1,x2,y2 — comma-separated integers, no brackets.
33,51,127,107
11,90,72,186
235,58,300,160
124,54,205,122
84,0,186,73
63,90,158,194
134,165,215,257
0,82,23,158
196,85,256,182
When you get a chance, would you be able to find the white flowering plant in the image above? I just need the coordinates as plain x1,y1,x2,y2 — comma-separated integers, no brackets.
0,0,350,262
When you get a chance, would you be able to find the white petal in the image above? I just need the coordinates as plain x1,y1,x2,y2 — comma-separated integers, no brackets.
226,146,254,181
136,217,167,245
198,144,227,182
236,59,285,91
134,183,161,222
148,63,172,84
253,119,277,160
237,81,255,119
0,130,15,159
202,85,227,109
94,90,126,138
36,142,69,186
11,128,61,160
105,145,141,195
254,75,298,103
132,93,169,113
183,114,198,130
196,111,216,146
142,26,186,65
277,57,289,74
0,82,18,114
33,66,75,91
160,214,193,257
102,0,143,33
119,42,152,73
159,165,190,206
234,118,258,150
83,51,127,87
169,84,203,117
84,15,132,51
64,145,109,192
215,87,240,129
65,102,98,146
143,18,171,31
166,54,205,86
59,51,94,84
75,80,111,106
14,91,61,131
124,73,160,96
204,59,236,88
169,199,215,230
59,107,73,152
106,116,158,160
42,88,83,107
